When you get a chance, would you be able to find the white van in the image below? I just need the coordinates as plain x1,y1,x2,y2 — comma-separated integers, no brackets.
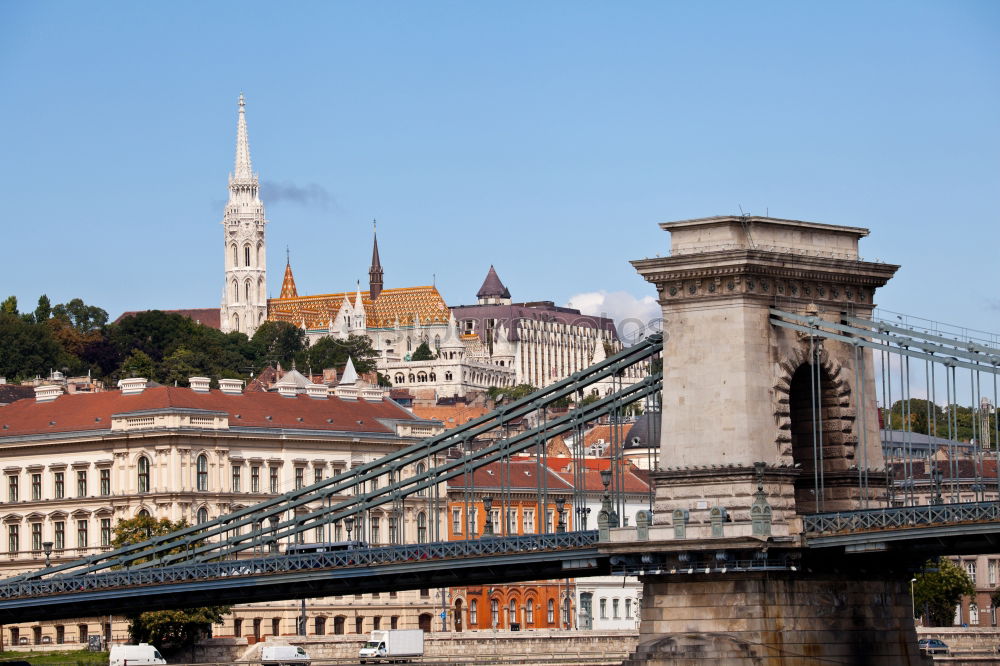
260,644,311,665
109,643,167,666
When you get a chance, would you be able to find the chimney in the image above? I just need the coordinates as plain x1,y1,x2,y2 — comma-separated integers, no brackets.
34,384,63,403
305,383,329,399
189,377,211,393
118,378,148,395
219,379,244,395
277,384,298,398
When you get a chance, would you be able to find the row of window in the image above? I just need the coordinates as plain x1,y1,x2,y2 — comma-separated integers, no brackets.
7,518,112,553
470,598,560,626
6,469,111,502
450,507,561,536
234,614,400,638
960,558,1000,586
231,243,264,269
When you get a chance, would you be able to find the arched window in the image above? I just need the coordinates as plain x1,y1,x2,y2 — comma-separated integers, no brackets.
434,335,441,349
245,280,251,302
526,599,534,624
417,511,427,543
417,372,427,383
244,245,251,267
257,243,264,267
137,457,150,493
445,371,452,381
232,313,240,332
196,455,208,491
137,508,150,518
470,599,478,626
508,599,517,624
415,463,426,497
491,599,499,628
970,602,980,625
395,374,404,384
196,507,208,524
314,617,326,635
232,244,238,266
547,599,555,624
429,373,436,382
408,374,415,383
407,338,412,352
232,280,239,302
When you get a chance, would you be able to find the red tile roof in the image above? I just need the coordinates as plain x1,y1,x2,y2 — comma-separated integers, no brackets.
115,308,221,330
0,386,421,438
447,459,574,492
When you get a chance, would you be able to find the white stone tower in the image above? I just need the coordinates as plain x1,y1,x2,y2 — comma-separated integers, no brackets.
220,94,268,336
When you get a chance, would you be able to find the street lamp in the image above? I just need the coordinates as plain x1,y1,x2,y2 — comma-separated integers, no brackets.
42,541,53,568
482,496,494,537
910,578,918,624
576,506,591,530
555,497,567,534
345,516,355,542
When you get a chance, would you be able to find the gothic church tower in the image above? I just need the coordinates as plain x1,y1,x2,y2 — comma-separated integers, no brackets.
220,94,268,335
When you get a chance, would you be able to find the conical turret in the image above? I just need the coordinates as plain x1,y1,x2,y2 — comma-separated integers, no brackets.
279,254,298,299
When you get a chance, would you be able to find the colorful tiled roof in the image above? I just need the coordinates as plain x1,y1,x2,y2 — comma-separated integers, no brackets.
279,262,298,299
0,385,422,438
268,286,449,329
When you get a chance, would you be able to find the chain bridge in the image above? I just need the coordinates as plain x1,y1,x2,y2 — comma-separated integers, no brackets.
4,215,1000,664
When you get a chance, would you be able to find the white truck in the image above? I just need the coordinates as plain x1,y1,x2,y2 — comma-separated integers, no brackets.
260,644,311,665
108,643,167,666
359,629,424,663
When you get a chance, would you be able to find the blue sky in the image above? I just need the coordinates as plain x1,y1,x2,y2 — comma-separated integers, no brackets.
1,1,998,336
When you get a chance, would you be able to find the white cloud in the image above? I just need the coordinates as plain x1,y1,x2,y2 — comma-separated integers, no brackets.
566,290,662,344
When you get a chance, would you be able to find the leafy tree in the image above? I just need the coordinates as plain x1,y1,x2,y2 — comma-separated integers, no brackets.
51,297,108,333
34,294,52,323
162,347,201,386
303,335,380,375
488,384,540,404
1,295,17,315
122,350,156,379
913,558,974,626
113,515,230,650
0,312,64,381
250,321,306,368
410,341,436,362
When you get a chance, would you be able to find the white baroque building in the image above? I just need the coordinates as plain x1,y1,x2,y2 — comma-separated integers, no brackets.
220,94,268,335
0,377,449,647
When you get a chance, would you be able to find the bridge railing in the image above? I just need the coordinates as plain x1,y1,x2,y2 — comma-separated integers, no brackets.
0,530,599,601
803,501,1000,534
6,334,660,583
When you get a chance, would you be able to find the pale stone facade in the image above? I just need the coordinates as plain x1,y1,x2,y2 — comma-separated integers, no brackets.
220,95,268,336
0,379,448,646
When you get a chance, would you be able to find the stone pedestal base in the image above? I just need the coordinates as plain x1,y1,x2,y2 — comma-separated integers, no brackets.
624,571,929,665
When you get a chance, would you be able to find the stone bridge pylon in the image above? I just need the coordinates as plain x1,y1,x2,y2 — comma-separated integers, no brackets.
612,216,929,664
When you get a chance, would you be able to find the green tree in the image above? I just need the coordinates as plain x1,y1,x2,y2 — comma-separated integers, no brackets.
122,350,156,379
250,321,306,368
913,558,974,626
304,335,380,375
34,294,52,323
410,341,436,362
112,515,230,650
1,295,17,315
51,297,108,333
487,384,539,404
161,347,201,386
0,311,64,380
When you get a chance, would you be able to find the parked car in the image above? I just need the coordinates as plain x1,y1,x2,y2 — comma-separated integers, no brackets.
918,638,949,655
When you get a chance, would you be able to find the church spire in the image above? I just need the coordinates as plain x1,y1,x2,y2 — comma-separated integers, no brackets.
279,252,298,299
369,219,384,300
233,93,253,181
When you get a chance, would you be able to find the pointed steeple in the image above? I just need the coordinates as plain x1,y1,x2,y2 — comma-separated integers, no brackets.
369,219,384,300
340,356,359,385
477,265,511,304
234,93,253,181
279,252,298,299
